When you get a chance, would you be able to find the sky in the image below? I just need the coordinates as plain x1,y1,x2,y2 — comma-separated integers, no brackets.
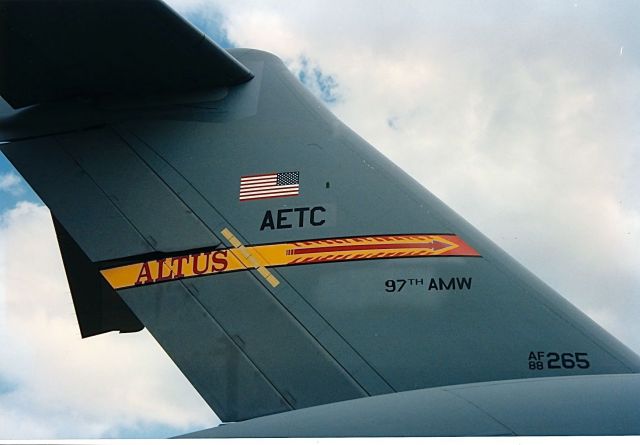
1,0,639,439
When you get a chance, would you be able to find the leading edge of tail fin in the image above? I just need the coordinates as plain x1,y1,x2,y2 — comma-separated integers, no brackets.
0,0,252,109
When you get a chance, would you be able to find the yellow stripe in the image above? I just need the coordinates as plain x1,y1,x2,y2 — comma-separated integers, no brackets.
100,234,476,290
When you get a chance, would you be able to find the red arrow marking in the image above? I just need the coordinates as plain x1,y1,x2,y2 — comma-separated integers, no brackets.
288,240,452,255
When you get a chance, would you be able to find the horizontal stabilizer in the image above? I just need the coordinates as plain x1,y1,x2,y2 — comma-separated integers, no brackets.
0,0,253,109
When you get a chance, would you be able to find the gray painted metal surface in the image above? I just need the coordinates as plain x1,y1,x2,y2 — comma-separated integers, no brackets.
120,280,292,421
182,374,640,437
2,136,154,261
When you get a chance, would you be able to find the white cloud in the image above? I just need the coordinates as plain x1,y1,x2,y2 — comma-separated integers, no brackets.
0,203,218,438
0,172,23,196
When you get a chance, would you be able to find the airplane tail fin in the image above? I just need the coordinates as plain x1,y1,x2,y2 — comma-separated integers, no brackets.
2,1,639,423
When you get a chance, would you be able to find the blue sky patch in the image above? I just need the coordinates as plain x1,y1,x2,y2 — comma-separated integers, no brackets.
0,154,42,213
0,374,18,396
296,56,340,104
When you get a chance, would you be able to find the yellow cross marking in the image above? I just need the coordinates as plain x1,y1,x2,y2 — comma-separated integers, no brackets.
220,227,280,288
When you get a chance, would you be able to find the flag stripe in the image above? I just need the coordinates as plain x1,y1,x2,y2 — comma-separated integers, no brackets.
241,173,277,181
240,188,300,197
240,183,284,191
240,186,299,198
240,184,299,193
240,189,298,197
241,178,277,185
240,192,300,201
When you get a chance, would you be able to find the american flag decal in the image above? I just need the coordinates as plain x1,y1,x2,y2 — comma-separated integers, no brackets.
239,171,300,201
